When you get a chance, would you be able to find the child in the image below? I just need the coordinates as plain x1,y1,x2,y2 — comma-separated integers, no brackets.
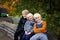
22,13,34,40
14,10,29,40
30,13,48,40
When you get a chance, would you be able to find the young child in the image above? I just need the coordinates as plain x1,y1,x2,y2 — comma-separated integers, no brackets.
30,13,48,40
22,13,34,40
14,10,29,40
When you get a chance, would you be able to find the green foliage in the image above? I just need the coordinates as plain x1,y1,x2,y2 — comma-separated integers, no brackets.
0,0,60,37
15,0,60,37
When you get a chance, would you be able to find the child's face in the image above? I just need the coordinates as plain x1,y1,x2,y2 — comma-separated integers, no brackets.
22,12,27,18
27,16,33,21
34,17,41,23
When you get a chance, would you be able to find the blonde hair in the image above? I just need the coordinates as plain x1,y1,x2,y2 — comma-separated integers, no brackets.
34,13,42,19
22,9,29,14
27,13,33,17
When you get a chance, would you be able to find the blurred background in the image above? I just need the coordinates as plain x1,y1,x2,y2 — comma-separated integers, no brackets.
0,0,60,40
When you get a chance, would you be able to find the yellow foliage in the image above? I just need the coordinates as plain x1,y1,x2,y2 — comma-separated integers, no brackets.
11,1,16,6
0,0,18,16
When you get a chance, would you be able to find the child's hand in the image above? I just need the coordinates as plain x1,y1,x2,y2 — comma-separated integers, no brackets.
25,31,28,34
28,32,31,35
25,31,29,35
25,31,31,35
